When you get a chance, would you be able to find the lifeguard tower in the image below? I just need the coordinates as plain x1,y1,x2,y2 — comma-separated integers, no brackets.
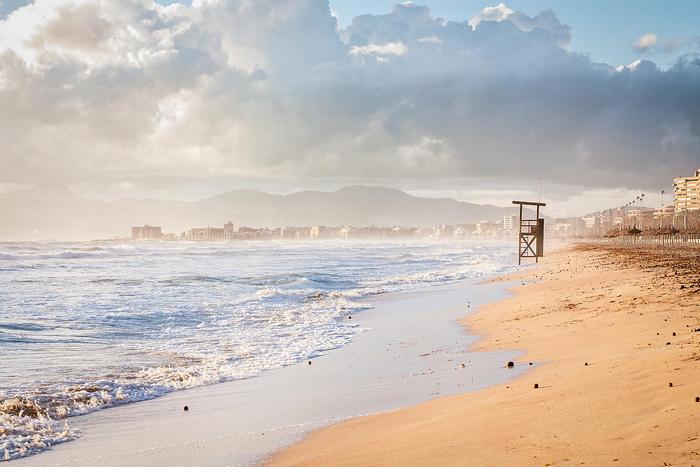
512,200,546,265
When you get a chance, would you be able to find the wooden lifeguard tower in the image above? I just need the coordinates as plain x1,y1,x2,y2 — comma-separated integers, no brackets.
512,200,546,265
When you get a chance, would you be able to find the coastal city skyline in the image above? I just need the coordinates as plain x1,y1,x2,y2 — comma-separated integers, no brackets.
0,164,698,242
129,165,700,241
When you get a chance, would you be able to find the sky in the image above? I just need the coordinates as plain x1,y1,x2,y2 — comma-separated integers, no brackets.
0,0,699,217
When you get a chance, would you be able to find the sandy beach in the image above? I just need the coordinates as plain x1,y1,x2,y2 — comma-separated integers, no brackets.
271,244,700,466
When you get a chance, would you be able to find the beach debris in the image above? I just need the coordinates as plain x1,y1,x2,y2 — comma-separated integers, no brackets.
460,363,465,368
585,362,588,366
184,405,189,411
529,362,533,365
666,342,671,346
506,361,515,368
534,383,539,389
0,397,47,418
347,316,352,319
695,397,699,402
672,332,676,336
669,383,673,387
308,361,312,365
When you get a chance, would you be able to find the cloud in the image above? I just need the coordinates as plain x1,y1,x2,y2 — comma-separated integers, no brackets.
469,3,571,47
349,41,408,57
615,59,642,72
0,1,698,194
632,33,700,56
417,35,442,44
469,3,514,29
635,32,658,52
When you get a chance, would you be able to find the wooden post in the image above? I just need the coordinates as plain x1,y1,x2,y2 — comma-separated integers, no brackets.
519,203,523,265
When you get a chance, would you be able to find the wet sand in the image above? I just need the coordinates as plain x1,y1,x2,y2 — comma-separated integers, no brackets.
270,244,700,466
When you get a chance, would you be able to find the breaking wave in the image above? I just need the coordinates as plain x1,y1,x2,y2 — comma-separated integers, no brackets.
0,239,514,460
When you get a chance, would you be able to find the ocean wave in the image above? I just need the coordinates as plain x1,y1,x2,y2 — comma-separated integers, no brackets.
0,398,73,461
0,289,371,459
160,274,236,285
0,322,53,332
1,250,109,261
0,244,139,261
1,240,515,460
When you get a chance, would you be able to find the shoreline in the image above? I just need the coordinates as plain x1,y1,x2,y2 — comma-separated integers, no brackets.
14,274,525,466
270,244,700,466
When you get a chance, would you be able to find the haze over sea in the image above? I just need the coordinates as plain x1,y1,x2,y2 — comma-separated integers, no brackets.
0,239,513,460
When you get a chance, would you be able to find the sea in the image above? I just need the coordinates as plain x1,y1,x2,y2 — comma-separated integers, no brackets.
0,239,515,460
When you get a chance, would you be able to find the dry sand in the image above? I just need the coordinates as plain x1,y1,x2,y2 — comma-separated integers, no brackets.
270,244,700,466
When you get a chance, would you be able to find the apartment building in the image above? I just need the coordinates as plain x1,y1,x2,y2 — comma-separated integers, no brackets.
131,225,163,240
674,168,700,212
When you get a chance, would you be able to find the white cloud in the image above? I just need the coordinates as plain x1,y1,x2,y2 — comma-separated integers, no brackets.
615,59,642,72
417,35,442,44
469,3,513,30
349,41,408,57
468,3,571,47
635,32,658,52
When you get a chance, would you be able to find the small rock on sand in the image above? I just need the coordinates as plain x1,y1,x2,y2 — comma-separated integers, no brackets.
184,405,189,411
534,383,539,389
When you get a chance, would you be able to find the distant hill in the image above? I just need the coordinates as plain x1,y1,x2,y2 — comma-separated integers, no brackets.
0,184,527,241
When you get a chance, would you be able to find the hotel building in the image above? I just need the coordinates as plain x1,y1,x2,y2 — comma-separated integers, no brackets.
131,225,163,240
187,226,225,240
674,168,700,212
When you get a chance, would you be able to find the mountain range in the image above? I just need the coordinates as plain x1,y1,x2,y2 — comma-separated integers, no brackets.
0,184,527,241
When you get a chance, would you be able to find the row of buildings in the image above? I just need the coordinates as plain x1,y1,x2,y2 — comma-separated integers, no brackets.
552,167,700,238
129,211,696,243
130,222,509,241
